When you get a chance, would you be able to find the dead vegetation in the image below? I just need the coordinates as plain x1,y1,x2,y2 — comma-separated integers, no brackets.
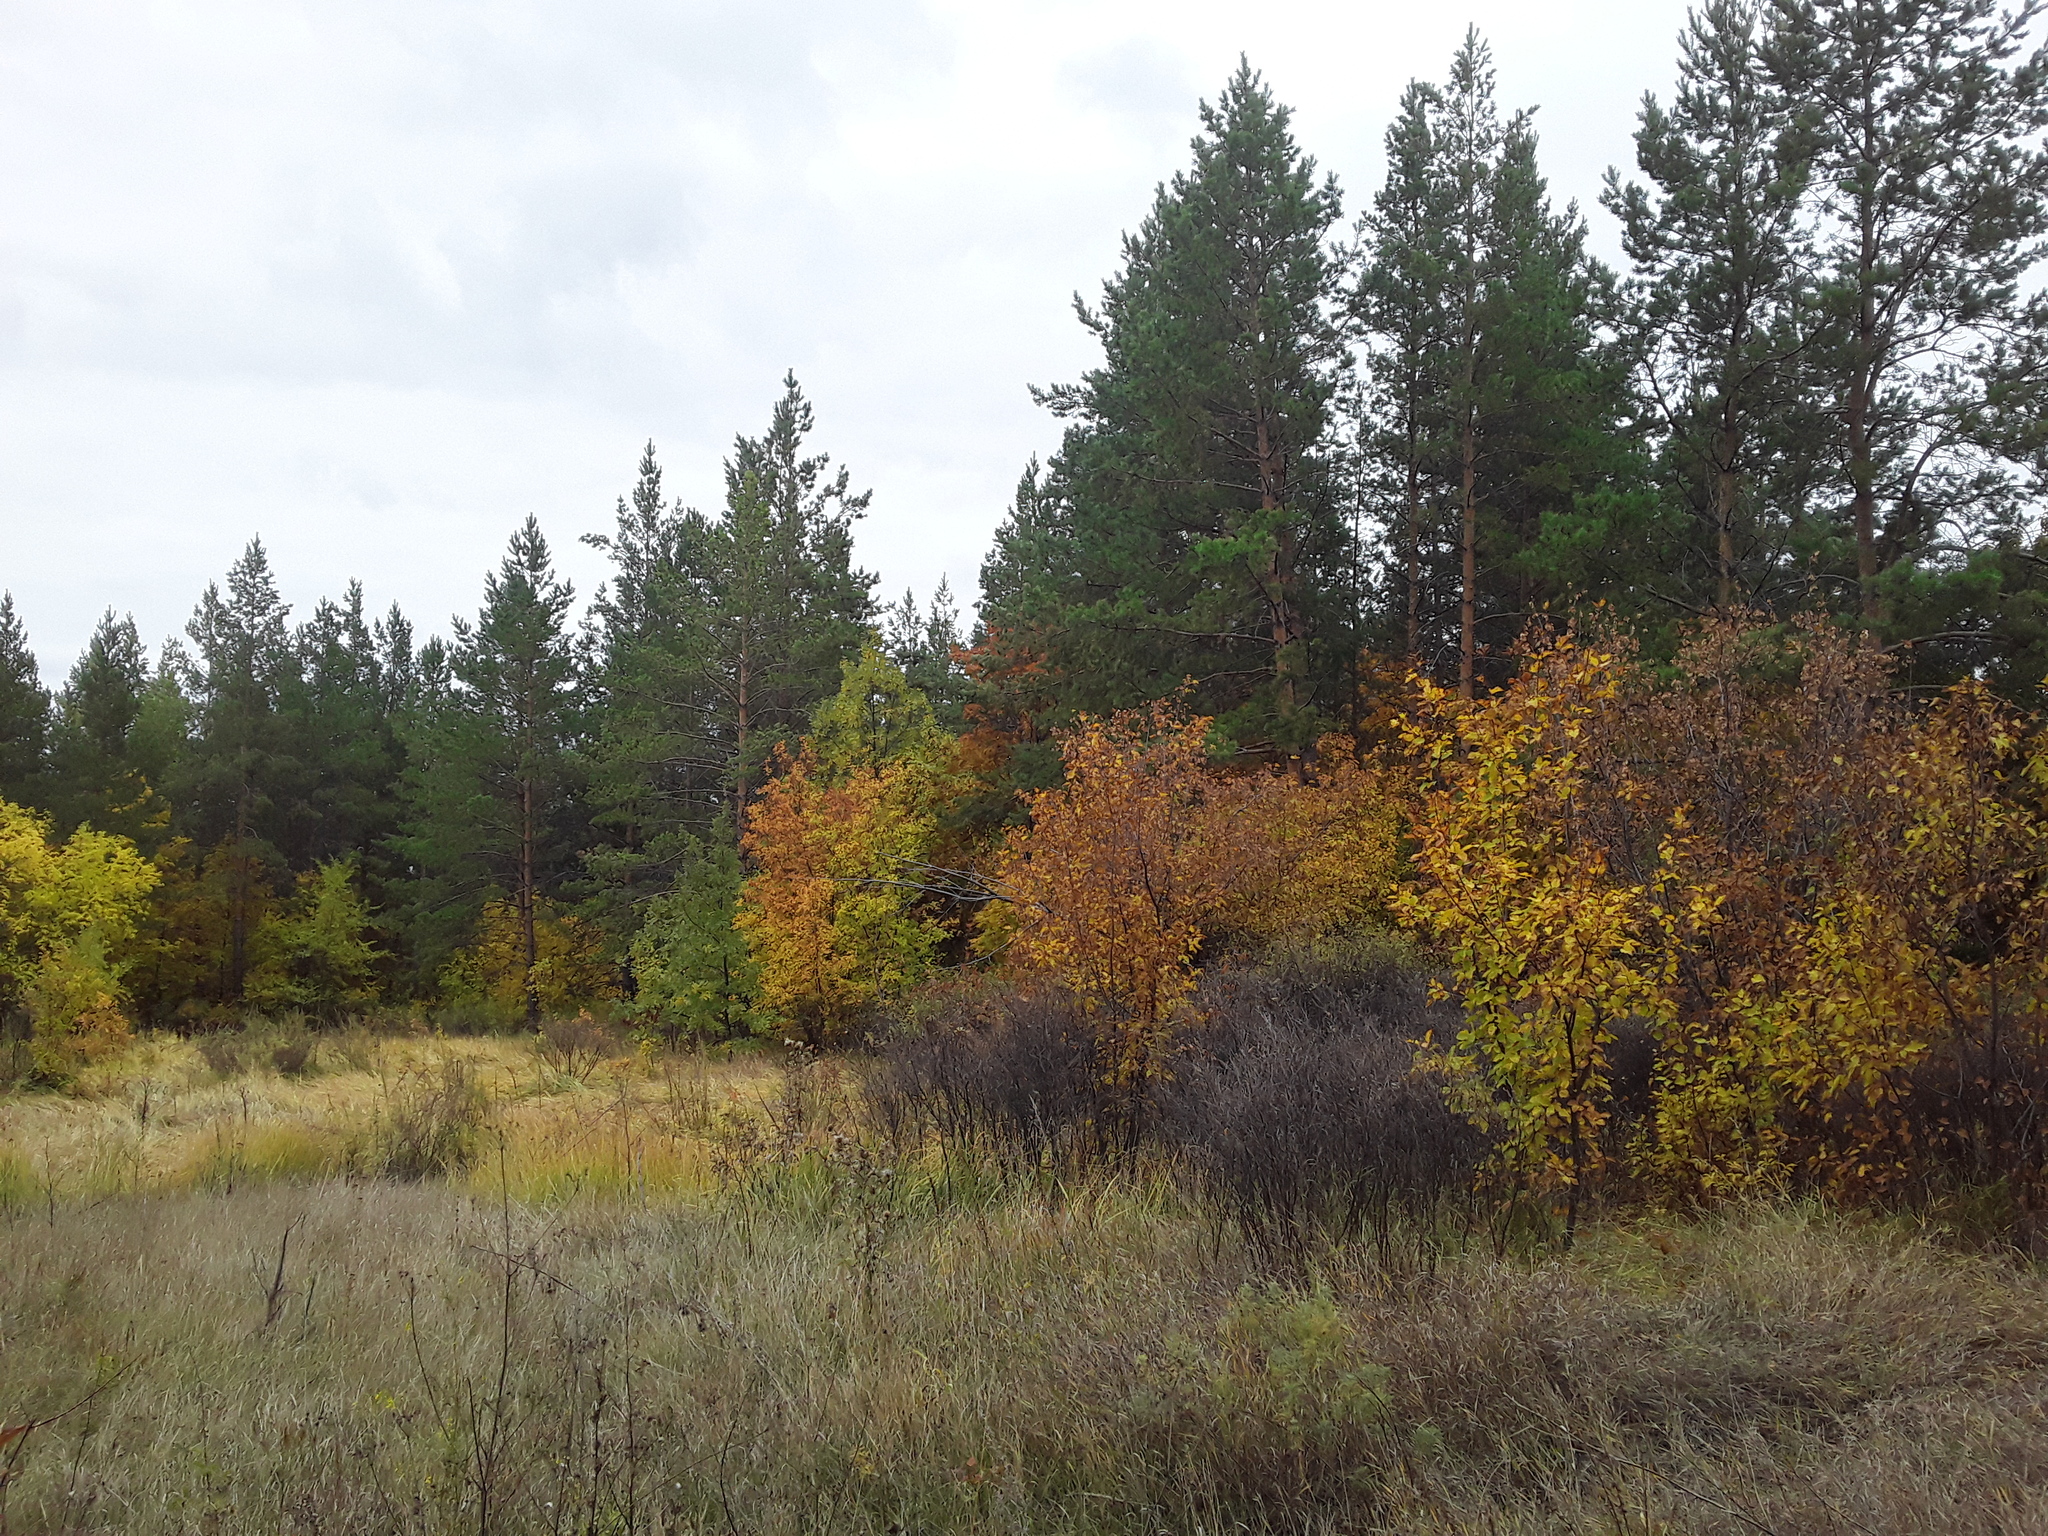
3,1172,2046,1534
1,1020,2046,1533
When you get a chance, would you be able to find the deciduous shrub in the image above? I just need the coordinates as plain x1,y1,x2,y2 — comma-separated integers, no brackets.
871,960,1483,1256
985,702,1404,1089
243,858,382,1019
0,797,156,1077
737,650,955,1045
534,1010,618,1080
441,898,617,1019
1399,616,2048,1222
867,985,1112,1168
1161,971,1485,1266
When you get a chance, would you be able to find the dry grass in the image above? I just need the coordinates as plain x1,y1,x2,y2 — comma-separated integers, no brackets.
3,1033,2048,1533
0,1030,782,1202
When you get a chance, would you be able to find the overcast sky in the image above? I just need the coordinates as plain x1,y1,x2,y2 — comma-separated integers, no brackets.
0,0,1695,681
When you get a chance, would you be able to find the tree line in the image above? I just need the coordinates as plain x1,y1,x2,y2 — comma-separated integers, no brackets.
4,0,2048,1056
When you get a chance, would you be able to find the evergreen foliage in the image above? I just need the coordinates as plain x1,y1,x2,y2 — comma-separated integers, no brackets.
1766,0,2048,649
47,610,157,842
170,539,305,998
582,381,876,932
1604,0,1819,623
0,594,49,808
397,516,586,1024
979,61,1356,756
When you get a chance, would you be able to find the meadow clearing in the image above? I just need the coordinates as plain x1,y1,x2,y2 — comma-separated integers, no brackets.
4,1021,2048,1536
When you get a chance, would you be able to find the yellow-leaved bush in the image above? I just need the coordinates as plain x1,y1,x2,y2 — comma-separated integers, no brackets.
1393,639,1675,1235
736,646,952,1045
0,796,159,1077
1398,618,2048,1208
440,897,618,1020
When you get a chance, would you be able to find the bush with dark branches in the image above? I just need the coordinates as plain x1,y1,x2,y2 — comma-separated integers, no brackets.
870,953,1488,1262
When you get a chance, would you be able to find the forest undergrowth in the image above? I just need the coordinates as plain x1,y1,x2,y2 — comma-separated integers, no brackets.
5,1007,2048,1535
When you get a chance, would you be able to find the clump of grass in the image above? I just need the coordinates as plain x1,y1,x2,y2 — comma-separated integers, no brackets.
323,1023,382,1075
195,1030,246,1079
533,1010,622,1083
267,1031,314,1077
0,1145,35,1211
180,1122,338,1191
377,1060,488,1180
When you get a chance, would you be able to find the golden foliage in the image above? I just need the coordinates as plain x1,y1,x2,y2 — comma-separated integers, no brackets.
28,931,133,1078
0,796,155,1075
1399,617,2048,1205
442,898,618,1017
1214,737,1403,950
0,796,159,997
737,745,942,1045
735,648,955,1045
1394,637,1675,1225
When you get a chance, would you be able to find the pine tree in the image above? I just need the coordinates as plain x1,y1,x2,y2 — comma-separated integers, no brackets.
0,594,49,807
171,539,307,997
716,374,878,798
1439,31,1507,698
1605,0,1818,615
1371,33,1639,691
583,385,876,937
582,441,719,921
983,61,1356,754
1478,119,1644,636
398,516,587,1023
292,582,407,875
882,577,967,727
1766,0,2048,632
1357,79,1457,661
47,610,158,841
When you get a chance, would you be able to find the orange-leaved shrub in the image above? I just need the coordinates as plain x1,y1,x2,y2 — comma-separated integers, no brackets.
736,647,953,1045
986,701,1402,1087
737,741,944,1044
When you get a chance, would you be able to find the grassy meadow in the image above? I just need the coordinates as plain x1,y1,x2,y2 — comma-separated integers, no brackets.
4,1021,2048,1535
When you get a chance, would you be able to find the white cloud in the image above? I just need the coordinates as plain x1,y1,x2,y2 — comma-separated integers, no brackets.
0,0,1692,677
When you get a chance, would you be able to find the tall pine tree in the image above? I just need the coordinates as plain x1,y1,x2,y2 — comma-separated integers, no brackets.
982,61,1356,755
47,610,160,842
1358,79,1456,661
1605,0,1819,617
399,516,586,1023
1358,33,1639,690
1766,0,2048,646
171,540,307,997
583,382,875,928
0,594,47,807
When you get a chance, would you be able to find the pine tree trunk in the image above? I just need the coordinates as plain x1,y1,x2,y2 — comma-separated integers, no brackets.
1459,411,1478,701
1850,103,1882,621
732,643,751,835
521,769,539,1027
1404,414,1423,659
1715,413,1740,609
1254,413,1304,730
1847,359,1878,618
229,785,250,997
